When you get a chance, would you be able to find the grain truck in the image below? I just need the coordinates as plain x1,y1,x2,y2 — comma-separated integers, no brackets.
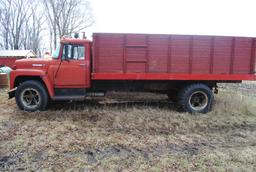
8,33,256,113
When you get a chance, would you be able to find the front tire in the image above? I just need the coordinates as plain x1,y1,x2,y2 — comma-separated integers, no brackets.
178,83,213,113
15,80,48,112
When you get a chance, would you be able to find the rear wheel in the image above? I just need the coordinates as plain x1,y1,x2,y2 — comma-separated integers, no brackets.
15,80,48,112
178,83,213,113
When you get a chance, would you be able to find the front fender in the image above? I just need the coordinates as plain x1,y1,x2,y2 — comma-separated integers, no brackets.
9,69,55,98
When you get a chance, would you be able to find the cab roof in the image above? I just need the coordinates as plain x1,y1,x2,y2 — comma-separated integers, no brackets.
60,37,91,44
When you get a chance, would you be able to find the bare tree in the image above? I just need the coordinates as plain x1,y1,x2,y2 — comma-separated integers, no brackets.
0,0,93,54
42,0,94,50
0,0,44,54
22,6,45,55
9,0,33,49
0,0,32,50
0,0,12,50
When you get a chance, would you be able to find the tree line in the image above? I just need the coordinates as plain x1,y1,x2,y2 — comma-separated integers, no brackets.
0,0,94,56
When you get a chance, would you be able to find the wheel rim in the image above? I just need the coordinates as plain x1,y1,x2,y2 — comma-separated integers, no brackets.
20,88,41,109
188,91,208,111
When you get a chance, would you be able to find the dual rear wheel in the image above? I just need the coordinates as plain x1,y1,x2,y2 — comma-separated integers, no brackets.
168,83,213,113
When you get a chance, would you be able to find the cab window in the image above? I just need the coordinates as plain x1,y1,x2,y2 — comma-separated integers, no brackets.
62,44,85,60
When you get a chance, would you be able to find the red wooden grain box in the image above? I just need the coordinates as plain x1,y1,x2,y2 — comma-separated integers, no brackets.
92,33,256,81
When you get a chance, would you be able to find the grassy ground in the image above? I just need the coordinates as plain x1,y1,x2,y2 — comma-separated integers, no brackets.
0,83,256,171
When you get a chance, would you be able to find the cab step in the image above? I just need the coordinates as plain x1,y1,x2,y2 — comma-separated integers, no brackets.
52,92,105,101
52,96,85,101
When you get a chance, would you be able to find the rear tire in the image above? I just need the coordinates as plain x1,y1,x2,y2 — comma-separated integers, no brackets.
15,80,48,112
178,83,213,113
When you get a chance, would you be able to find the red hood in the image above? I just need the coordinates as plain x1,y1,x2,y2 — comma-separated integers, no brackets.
14,58,52,70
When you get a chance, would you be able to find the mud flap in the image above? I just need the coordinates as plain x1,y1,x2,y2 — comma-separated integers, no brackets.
8,88,16,99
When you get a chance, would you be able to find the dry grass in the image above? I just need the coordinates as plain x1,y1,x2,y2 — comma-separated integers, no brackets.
0,83,256,171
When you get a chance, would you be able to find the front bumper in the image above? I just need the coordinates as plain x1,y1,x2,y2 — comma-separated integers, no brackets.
8,88,16,99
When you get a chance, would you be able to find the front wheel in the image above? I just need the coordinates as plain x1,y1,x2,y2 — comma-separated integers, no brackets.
178,83,213,113
15,80,48,112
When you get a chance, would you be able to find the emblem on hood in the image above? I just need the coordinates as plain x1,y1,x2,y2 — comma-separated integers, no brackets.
32,64,45,67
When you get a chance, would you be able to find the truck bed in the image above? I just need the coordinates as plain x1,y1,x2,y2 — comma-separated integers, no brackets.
92,33,256,81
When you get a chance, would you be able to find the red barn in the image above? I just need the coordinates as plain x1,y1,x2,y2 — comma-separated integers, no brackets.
0,50,36,68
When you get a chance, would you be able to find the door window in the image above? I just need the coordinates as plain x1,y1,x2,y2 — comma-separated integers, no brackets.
62,44,85,60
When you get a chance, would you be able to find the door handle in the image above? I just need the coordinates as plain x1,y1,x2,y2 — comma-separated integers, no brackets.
79,64,86,66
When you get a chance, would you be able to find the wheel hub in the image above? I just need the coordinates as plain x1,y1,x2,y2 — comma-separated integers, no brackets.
189,91,208,111
20,88,40,109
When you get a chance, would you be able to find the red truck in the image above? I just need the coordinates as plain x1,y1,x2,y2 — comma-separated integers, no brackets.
8,33,256,113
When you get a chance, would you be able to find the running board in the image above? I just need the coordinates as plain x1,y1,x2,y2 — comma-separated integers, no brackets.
52,96,85,101
52,92,105,101
86,92,105,97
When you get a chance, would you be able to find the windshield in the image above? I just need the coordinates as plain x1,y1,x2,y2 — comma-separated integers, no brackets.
52,45,60,59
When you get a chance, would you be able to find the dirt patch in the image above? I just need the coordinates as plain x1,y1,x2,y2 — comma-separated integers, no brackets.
0,84,256,171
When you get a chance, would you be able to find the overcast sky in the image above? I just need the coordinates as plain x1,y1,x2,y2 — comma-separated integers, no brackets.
85,0,256,38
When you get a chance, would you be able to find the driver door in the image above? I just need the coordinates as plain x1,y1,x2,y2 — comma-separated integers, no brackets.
54,44,88,87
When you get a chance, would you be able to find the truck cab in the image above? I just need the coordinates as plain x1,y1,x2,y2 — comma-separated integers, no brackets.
9,38,92,111
50,38,91,89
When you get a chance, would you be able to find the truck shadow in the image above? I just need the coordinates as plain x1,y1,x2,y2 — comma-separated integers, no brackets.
47,98,177,111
